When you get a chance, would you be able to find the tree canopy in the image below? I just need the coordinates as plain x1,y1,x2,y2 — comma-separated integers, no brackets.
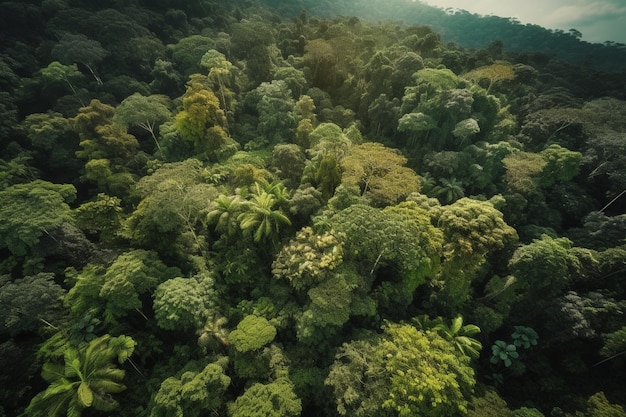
1,1,625,416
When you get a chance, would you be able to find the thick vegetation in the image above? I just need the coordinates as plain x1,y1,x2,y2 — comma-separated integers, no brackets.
1,1,625,417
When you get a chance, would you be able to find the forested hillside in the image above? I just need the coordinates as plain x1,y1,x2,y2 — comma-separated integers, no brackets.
1,1,625,416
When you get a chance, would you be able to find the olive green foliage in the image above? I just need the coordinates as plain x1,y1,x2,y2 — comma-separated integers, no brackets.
113,93,171,152
121,159,218,256
273,227,375,340
513,407,545,417
66,249,180,324
0,180,76,256
326,323,475,417
150,358,231,417
586,392,626,417
4,2,626,416
0,273,65,336
467,388,514,417
431,197,517,309
228,379,302,417
325,202,443,312
229,315,277,352
435,197,517,258
174,75,235,161
509,235,580,300
273,226,345,291
153,272,217,331
503,151,547,194
463,62,515,93
600,326,626,359
340,142,420,206
74,193,122,243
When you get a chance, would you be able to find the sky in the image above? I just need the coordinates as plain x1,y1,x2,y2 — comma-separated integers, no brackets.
419,0,626,44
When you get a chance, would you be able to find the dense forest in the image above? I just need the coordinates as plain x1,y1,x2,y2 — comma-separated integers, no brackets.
1,0,626,416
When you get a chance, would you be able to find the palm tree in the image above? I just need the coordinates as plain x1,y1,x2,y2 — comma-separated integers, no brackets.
413,314,482,359
207,194,245,237
435,315,482,359
435,177,465,204
238,183,292,243
26,334,135,417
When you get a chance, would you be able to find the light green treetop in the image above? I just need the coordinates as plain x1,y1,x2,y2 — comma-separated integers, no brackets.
326,322,475,417
150,358,231,417
340,142,421,207
228,378,302,417
229,315,277,352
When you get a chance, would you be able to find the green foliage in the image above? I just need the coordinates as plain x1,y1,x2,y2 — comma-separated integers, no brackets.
0,273,65,336
431,197,517,309
150,359,231,417
113,93,171,152
228,378,302,417
229,315,277,352
169,35,215,76
324,202,443,313
272,143,307,189
586,392,626,417
153,272,217,332
539,144,582,187
435,197,518,258
503,151,547,194
201,49,238,112
0,180,76,256
66,250,180,324
4,2,626,416
121,159,218,256
463,62,515,93
174,75,235,161
237,181,292,243
426,315,483,359
73,101,140,192
513,407,545,417
490,340,519,367
23,111,73,151
40,61,84,95
252,80,297,145
74,193,122,243
509,235,580,300
340,142,420,207
25,334,134,417
512,326,539,349
98,249,180,323
302,122,355,199
600,326,626,359
326,323,475,417
273,226,345,291
52,33,107,84
397,112,437,145
467,388,514,417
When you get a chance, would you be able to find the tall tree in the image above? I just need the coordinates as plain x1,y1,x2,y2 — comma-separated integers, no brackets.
51,33,108,85
340,142,420,207
238,182,292,244
113,93,171,153
0,180,75,257
326,323,475,417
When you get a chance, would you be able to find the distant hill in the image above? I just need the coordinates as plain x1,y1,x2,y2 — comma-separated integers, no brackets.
260,0,626,72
